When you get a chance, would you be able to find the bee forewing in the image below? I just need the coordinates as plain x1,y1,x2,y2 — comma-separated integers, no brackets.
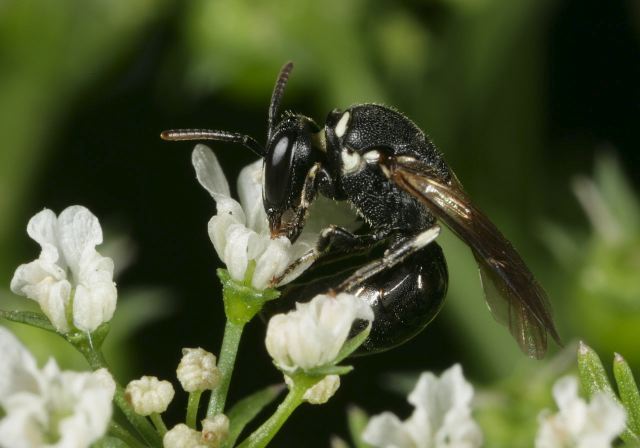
387,160,560,359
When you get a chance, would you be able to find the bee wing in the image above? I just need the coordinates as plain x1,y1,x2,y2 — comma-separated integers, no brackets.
386,158,560,359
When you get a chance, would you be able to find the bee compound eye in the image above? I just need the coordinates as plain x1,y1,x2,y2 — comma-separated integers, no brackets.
264,135,294,206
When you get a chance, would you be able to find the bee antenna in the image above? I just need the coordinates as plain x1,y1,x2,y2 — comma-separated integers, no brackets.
160,129,265,158
267,61,294,141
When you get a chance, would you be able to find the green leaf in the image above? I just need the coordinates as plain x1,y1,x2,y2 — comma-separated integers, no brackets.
577,341,617,400
225,384,285,448
347,406,373,448
0,309,56,332
614,353,640,438
577,343,638,445
333,323,371,365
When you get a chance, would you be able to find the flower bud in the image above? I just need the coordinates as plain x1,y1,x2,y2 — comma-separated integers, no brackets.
125,376,175,416
201,414,230,448
285,374,341,405
163,424,206,448
177,347,222,392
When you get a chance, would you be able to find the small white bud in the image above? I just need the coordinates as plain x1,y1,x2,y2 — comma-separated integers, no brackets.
285,374,341,405
163,423,207,448
125,376,175,416
201,414,230,448
177,347,222,392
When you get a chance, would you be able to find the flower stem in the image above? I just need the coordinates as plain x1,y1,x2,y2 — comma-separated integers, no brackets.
236,387,305,448
186,390,203,428
108,421,146,448
207,319,244,417
73,339,162,447
150,412,168,436
236,375,319,448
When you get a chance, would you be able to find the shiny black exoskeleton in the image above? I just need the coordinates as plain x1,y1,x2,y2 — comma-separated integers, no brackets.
162,62,560,358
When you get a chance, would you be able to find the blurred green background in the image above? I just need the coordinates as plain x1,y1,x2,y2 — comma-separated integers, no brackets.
1,0,639,446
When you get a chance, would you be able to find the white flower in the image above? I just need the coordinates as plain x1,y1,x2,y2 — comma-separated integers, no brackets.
201,414,230,447
192,144,357,290
163,423,207,448
0,326,115,448
10,205,117,333
125,376,175,416
285,374,341,404
265,292,373,372
363,364,483,448
177,348,221,392
535,376,626,448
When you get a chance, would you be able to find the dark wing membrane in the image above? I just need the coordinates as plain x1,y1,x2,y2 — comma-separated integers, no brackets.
388,159,560,359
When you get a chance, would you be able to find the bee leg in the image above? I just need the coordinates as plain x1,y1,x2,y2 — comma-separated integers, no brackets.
272,225,387,285
334,225,441,294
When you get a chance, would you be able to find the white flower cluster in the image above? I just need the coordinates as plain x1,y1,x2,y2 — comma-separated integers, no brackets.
192,145,356,290
0,326,115,447
535,376,626,448
265,292,374,373
363,364,483,448
10,206,117,333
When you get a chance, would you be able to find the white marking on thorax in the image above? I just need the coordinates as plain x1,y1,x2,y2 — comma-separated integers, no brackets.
334,112,350,138
341,149,363,174
363,150,381,163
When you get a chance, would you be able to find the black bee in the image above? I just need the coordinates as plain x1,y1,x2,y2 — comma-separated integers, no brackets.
162,62,560,358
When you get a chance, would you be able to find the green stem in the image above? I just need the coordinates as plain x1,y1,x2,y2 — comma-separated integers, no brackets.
186,390,203,429
75,342,162,447
207,320,245,417
236,386,306,448
108,421,146,448
150,413,168,436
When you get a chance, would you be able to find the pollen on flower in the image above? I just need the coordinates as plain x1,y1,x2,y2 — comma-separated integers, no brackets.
201,414,230,448
177,347,222,392
125,375,175,416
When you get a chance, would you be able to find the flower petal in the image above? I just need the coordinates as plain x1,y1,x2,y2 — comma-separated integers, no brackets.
55,368,115,447
10,258,66,298
11,261,72,333
57,206,103,275
237,159,269,233
72,280,117,333
35,279,72,333
192,145,231,201
0,327,40,401
223,224,256,282
26,208,61,266
363,412,416,448
252,237,291,290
